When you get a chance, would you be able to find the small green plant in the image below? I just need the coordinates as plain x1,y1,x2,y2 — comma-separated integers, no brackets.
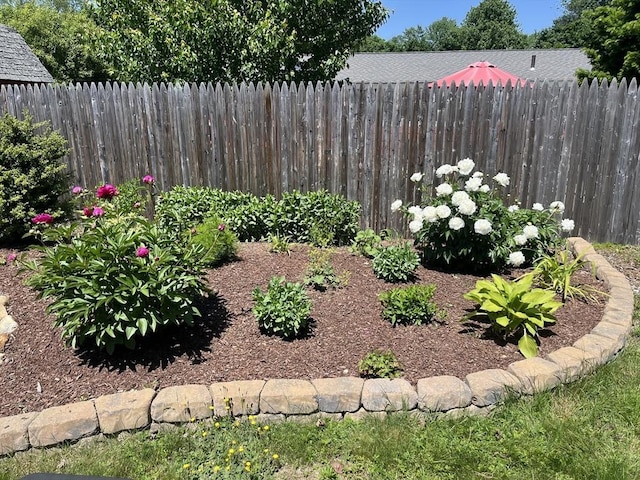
22,215,210,354
267,233,291,254
358,350,403,379
189,217,238,267
0,111,71,244
252,276,312,339
463,273,563,358
371,242,420,282
533,249,603,302
303,248,348,291
379,284,441,326
349,228,382,258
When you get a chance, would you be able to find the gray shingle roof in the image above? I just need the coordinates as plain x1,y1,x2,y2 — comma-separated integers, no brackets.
0,24,53,84
335,49,591,83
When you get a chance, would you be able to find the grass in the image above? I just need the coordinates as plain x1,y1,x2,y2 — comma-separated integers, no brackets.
2,244,640,480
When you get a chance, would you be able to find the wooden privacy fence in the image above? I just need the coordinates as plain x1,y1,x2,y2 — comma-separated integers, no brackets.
0,79,639,244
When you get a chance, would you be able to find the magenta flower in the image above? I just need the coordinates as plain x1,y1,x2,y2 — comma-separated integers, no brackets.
82,206,94,217
96,184,118,200
32,213,54,224
136,246,150,258
6,253,17,263
218,223,226,232
92,206,105,217
142,175,155,184
72,186,83,195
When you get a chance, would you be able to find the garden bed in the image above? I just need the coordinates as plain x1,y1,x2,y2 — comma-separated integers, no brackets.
0,242,606,417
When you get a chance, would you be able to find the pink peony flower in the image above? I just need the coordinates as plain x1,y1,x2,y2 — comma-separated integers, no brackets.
92,206,105,217
218,223,226,232
142,175,155,184
136,246,150,258
6,253,17,263
72,186,83,195
96,184,118,200
133,201,141,208
32,213,54,224
83,206,94,217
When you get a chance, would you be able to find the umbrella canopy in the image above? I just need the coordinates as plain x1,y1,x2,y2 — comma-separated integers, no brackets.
433,61,526,87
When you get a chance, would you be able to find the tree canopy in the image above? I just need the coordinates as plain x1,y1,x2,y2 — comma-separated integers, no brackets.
89,0,388,84
458,0,528,50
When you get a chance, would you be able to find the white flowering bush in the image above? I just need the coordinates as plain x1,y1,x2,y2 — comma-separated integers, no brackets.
394,159,574,271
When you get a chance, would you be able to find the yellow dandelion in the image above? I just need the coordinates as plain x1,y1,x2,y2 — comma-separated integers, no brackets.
263,425,270,431
208,405,214,410
189,417,196,423
225,405,231,410
263,448,270,453
202,431,208,437
244,466,251,472
225,466,230,471
272,454,279,460
250,420,257,425
228,448,235,455
238,446,244,452
248,415,255,421
245,461,251,467
213,465,221,473
182,463,190,469
214,422,220,428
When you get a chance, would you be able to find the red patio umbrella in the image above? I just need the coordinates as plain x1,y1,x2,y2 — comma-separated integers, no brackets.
433,61,527,87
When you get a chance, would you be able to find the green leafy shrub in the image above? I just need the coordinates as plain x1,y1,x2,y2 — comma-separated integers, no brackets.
23,215,210,354
379,284,440,326
533,249,603,302
155,185,222,234
0,112,70,244
463,273,563,358
252,276,312,339
358,350,403,379
371,243,420,282
303,248,348,291
349,228,382,258
189,217,238,267
267,234,291,254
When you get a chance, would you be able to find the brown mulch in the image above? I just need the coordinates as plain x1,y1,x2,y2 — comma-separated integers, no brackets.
0,242,606,417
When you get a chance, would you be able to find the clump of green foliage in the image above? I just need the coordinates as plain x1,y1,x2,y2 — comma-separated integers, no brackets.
379,284,441,326
358,350,403,379
349,228,383,258
0,112,70,244
371,242,420,282
189,217,238,267
252,276,312,339
303,248,349,291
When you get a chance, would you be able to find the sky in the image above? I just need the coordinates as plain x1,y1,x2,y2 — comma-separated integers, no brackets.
375,0,565,39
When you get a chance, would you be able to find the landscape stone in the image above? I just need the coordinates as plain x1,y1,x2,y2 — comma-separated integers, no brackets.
591,321,632,345
312,377,364,413
0,412,37,455
344,408,387,421
150,384,212,423
573,333,621,364
361,378,417,412
0,295,8,307
209,380,265,416
28,401,98,448
0,315,17,335
417,375,472,412
602,303,634,326
260,379,318,414
253,413,286,424
94,388,156,434
285,412,343,424
546,346,600,381
465,369,522,407
507,357,563,395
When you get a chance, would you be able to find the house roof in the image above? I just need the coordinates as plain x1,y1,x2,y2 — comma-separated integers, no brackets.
335,49,591,83
0,24,53,84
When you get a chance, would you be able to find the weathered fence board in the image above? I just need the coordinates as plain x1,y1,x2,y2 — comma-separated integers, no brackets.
2,80,640,244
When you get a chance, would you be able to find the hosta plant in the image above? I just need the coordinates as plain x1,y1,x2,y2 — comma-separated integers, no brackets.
379,284,441,326
358,350,403,379
22,215,210,354
463,273,563,358
371,242,420,282
252,276,312,339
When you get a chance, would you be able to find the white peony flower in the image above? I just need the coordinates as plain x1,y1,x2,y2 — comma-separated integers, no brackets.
448,216,465,231
435,204,452,219
508,251,526,267
474,219,492,235
436,183,453,196
532,203,544,211
457,198,477,216
464,177,483,192
409,219,424,233
408,205,423,218
479,184,491,193
493,172,510,187
457,158,475,176
391,199,402,212
451,190,470,207
523,225,539,239
410,172,424,183
514,234,528,246
508,205,520,212
549,201,565,213
422,206,438,222
472,171,484,178
561,218,575,232
435,164,454,178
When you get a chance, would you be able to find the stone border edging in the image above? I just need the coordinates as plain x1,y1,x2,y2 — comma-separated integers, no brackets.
0,237,635,456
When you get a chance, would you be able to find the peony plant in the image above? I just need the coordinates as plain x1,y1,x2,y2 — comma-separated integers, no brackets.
394,158,575,271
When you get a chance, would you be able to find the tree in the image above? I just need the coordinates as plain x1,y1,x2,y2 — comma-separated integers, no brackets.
89,0,389,84
387,26,433,51
0,2,110,83
355,35,391,52
458,0,528,50
534,0,612,48
426,17,463,51
577,0,640,82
